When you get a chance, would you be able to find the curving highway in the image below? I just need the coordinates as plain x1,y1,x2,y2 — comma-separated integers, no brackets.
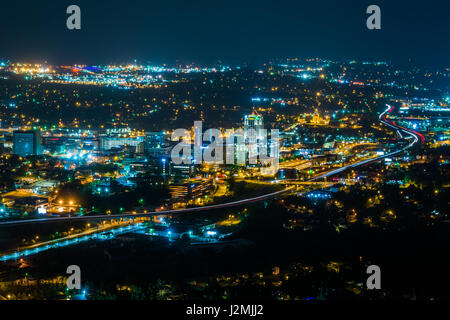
310,104,423,181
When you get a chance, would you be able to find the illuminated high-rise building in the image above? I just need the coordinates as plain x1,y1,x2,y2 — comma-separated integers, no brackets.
244,113,264,141
145,131,166,156
244,113,264,161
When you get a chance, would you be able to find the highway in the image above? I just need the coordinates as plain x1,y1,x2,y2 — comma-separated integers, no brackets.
310,104,423,181
0,188,292,227
0,223,147,262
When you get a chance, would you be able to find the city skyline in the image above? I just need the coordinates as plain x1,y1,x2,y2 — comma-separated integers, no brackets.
0,0,449,308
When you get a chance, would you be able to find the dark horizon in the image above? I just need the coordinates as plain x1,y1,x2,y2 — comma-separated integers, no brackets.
0,0,449,68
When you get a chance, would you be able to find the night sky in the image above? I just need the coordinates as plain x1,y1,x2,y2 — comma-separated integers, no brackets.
0,0,449,66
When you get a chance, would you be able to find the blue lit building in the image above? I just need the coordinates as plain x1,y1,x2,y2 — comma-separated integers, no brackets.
145,131,166,157
13,130,42,156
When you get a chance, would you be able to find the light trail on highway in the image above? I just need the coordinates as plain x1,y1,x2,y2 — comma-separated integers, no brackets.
310,104,423,181
0,224,146,262
0,189,293,261
0,188,292,227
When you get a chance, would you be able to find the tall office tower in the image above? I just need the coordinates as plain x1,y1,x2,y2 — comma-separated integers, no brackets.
244,113,264,161
244,113,264,138
13,130,42,156
144,131,166,157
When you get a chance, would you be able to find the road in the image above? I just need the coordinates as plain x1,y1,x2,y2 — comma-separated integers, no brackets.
0,188,292,227
310,104,423,181
0,223,146,262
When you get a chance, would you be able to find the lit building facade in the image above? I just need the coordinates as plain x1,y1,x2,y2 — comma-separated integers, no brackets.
13,130,42,156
